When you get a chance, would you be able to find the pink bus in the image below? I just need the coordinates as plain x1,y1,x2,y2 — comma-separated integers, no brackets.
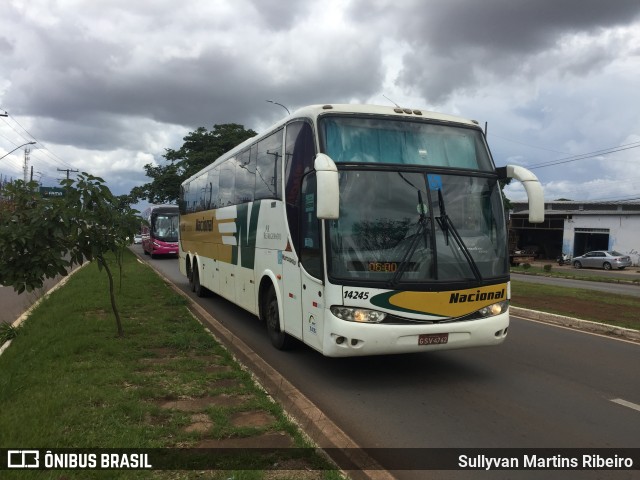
141,205,179,258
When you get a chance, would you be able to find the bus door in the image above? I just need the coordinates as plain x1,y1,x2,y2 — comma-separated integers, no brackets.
282,250,303,340
282,248,324,352
301,270,324,352
298,182,325,352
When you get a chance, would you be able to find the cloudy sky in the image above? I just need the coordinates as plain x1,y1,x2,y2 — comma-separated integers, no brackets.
1,0,640,204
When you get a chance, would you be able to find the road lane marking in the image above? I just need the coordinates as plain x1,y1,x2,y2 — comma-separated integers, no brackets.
610,398,640,413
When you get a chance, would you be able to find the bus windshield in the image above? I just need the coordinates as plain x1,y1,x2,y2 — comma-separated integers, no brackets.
326,170,508,285
153,213,179,242
321,116,493,170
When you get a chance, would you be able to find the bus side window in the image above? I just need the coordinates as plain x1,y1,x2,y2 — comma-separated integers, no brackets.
219,160,235,207
256,129,283,200
300,173,323,280
179,184,187,214
235,148,255,204
285,121,316,256
206,167,220,209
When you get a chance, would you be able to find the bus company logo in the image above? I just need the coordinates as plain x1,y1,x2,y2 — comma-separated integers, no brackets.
263,225,281,240
308,315,317,335
449,288,505,304
7,450,40,469
195,218,213,232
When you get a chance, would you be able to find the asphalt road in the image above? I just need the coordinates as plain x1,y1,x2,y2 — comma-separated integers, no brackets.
134,247,640,480
0,276,66,325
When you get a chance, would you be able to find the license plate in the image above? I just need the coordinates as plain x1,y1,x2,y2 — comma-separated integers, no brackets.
418,333,449,345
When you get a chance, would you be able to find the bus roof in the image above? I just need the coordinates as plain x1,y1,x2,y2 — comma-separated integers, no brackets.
182,104,482,185
142,204,178,217
291,104,480,128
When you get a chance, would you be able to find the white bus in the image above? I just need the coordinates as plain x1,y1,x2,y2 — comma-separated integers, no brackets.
179,104,543,357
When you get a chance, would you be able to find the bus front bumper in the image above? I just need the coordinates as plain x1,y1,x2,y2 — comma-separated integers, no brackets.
320,310,509,357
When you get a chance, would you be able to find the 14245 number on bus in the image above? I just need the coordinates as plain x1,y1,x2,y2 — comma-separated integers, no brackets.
344,290,369,300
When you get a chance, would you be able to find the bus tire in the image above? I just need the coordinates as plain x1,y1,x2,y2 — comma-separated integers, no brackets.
264,287,293,351
192,264,206,297
186,258,193,287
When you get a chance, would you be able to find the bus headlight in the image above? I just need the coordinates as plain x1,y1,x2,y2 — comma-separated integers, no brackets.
330,306,387,323
478,300,508,317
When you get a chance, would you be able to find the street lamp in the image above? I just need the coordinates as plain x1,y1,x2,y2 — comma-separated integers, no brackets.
0,141,36,161
266,100,290,115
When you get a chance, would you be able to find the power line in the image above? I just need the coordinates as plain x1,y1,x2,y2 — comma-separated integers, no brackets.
492,132,640,170
527,141,640,169
489,133,570,155
0,108,77,171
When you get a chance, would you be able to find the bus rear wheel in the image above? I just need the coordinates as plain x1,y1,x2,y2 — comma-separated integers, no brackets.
186,259,194,287
264,287,293,350
192,263,206,297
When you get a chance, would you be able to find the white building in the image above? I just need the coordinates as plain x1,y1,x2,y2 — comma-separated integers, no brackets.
509,201,640,266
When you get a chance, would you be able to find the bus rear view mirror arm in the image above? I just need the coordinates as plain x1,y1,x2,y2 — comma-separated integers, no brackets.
315,153,340,219
497,165,545,223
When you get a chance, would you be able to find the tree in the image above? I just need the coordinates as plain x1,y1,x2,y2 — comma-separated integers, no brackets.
64,173,141,337
0,181,74,293
0,174,140,337
132,124,257,204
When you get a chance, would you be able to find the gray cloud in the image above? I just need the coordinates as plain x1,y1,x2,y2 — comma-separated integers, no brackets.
1,0,640,200
347,0,640,103
4,0,384,149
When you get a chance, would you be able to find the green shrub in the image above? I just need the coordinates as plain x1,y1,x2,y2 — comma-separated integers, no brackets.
522,263,531,270
0,322,17,344
543,264,553,272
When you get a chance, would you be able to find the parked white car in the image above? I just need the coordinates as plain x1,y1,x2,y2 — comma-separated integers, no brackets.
572,250,631,270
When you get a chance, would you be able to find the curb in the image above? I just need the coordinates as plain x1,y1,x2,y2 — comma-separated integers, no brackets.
511,306,640,343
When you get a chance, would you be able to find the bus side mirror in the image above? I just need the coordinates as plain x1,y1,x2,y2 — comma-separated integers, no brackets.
314,153,340,219
498,165,545,223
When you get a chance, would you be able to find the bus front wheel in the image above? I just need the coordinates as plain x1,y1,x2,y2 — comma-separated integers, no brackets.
264,287,293,351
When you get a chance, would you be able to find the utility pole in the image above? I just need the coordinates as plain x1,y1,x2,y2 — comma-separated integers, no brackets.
57,168,79,179
23,147,31,182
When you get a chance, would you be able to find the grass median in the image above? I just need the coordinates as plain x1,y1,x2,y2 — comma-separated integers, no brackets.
511,280,640,330
0,250,342,480
511,264,640,284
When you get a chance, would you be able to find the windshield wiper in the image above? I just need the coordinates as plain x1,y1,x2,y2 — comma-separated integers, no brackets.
435,188,482,280
388,190,431,288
